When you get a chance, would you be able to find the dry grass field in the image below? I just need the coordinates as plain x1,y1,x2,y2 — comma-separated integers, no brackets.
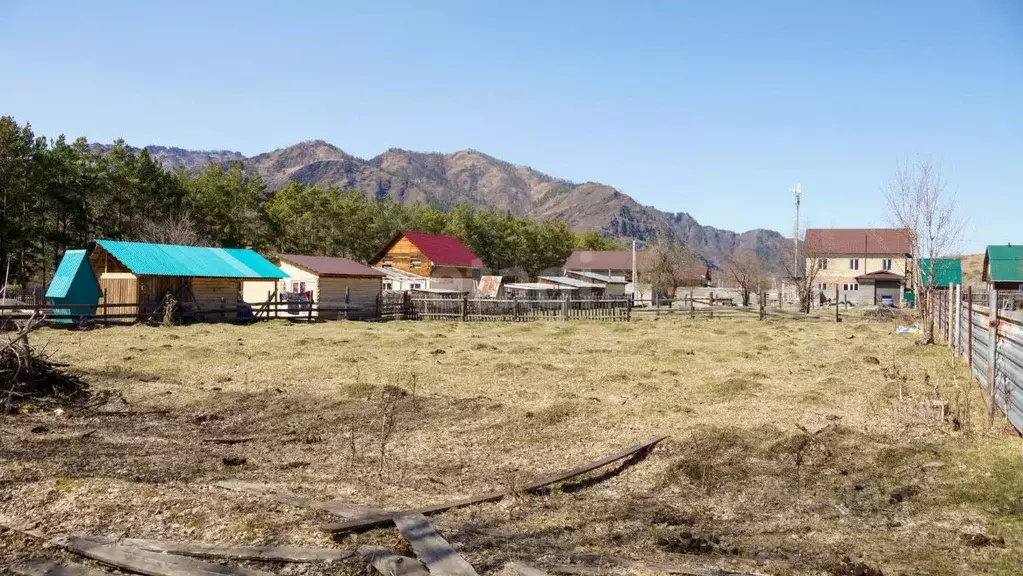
2,316,1023,575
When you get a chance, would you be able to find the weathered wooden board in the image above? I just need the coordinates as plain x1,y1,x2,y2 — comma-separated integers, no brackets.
53,536,274,576
118,538,352,562
393,514,478,576
357,545,431,576
323,435,668,533
11,558,111,576
215,480,388,518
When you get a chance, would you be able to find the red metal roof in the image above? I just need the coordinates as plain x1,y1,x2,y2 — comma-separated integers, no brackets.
399,231,484,268
278,254,384,277
804,228,911,255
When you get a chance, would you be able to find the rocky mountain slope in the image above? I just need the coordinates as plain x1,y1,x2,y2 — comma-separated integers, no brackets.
135,140,789,269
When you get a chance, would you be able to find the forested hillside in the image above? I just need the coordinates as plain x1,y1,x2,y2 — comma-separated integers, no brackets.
0,117,620,289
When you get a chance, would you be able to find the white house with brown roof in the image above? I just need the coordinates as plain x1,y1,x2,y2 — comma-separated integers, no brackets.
804,228,912,307
242,254,384,317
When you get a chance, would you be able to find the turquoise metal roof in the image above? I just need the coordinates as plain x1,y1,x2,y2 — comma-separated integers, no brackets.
96,240,287,279
46,250,88,298
919,258,962,287
985,244,1023,282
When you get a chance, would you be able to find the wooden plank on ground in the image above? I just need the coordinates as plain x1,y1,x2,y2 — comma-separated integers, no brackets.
118,538,352,562
53,536,274,576
215,480,389,518
393,513,478,576
322,435,668,533
11,558,112,576
357,545,431,576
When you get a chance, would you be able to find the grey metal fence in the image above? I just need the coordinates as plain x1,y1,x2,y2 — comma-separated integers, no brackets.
936,287,1023,434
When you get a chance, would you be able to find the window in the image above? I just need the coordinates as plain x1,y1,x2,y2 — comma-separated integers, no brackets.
411,283,421,290
291,281,306,293
818,283,827,291
843,283,859,292
821,258,828,270
383,281,392,290
849,258,860,271
410,259,422,269
382,258,393,268
882,258,893,271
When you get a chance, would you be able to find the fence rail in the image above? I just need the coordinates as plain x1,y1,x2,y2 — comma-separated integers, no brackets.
936,287,1023,434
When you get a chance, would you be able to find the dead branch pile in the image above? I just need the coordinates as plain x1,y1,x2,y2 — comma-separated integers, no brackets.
1,314,90,413
863,307,915,323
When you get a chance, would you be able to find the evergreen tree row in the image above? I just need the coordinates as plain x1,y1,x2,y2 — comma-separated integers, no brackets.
0,116,623,289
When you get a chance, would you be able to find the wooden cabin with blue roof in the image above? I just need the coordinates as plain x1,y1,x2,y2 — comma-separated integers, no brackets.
47,240,287,322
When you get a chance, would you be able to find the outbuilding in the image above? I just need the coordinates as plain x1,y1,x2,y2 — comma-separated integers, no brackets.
242,254,384,318
983,245,1023,291
46,249,101,324
537,275,606,298
564,270,628,296
87,240,286,321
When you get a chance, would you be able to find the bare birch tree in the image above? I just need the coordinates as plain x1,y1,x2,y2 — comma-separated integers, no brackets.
724,251,767,307
884,160,964,344
639,240,698,299
784,235,826,314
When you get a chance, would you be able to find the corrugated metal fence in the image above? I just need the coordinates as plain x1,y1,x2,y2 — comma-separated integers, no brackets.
936,287,1023,433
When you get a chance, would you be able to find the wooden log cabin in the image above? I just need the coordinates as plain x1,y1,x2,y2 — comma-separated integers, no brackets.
89,240,287,321
371,231,484,294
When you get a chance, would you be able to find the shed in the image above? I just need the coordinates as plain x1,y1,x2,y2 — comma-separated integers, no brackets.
45,250,101,324
253,254,384,315
537,275,606,297
918,258,963,289
504,282,578,300
376,266,431,291
854,270,905,307
564,270,628,296
982,245,1023,291
90,240,286,321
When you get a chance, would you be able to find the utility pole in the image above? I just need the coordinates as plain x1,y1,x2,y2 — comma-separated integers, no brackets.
631,239,638,298
792,183,802,274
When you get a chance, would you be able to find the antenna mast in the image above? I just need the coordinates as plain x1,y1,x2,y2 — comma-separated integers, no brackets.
792,183,802,275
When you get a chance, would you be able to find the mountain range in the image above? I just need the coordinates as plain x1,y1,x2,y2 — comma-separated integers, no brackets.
140,141,789,270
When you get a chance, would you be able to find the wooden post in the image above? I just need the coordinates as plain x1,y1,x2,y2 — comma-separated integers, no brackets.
689,288,695,319
834,285,840,322
948,282,955,346
102,288,108,324
562,293,570,321
779,281,784,310
967,286,973,369
654,289,660,317
461,295,468,321
307,294,314,322
949,282,957,351
759,291,765,320
709,292,714,320
987,289,998,425
344,287,350,320
625,294,631,322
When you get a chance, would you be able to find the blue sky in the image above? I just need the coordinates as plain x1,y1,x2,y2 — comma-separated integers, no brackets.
2,0,1020,253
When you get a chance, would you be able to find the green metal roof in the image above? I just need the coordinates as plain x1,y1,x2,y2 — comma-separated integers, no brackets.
96,240,287,279
46,250,88,298
918,258,962,287
985,244,1023,282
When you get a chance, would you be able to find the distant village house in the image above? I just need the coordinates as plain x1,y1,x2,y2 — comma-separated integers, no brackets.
983,244,1023,291
804,228,912,307
371,231,484,295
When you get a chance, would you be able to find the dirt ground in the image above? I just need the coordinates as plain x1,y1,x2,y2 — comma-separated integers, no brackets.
2,315,1022,575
